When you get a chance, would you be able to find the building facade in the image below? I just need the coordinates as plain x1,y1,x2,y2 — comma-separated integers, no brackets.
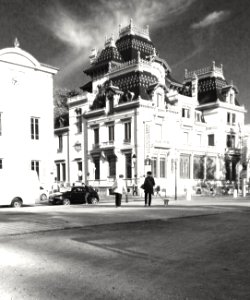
54,21,246,196
0,40,58,187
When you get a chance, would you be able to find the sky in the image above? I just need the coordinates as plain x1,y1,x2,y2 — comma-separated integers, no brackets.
1,0,250,121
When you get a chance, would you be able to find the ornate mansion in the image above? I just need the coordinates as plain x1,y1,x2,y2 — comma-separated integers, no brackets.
54,20,247,196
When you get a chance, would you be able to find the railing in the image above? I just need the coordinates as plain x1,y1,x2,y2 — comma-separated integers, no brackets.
119,23,150,40
184,62,223,80
226,147,241,155
109,58,154,74
99,141,114,148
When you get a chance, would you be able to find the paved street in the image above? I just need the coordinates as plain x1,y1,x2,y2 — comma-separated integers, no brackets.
1,195,250,299
1,195,249,237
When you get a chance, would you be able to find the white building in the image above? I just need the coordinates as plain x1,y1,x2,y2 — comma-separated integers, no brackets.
54,22,247,196
0,40,58,187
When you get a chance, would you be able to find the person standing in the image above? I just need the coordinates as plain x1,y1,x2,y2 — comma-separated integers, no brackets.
143,171,155,207
52,178,59,193
112,174,127,207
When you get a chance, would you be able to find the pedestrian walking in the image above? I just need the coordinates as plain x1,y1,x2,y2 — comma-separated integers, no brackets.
143,171,155,206
112,174,127,207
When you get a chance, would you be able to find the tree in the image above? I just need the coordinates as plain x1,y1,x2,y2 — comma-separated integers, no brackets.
54,88,82,128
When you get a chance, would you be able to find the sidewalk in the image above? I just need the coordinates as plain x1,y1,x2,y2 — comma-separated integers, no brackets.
98,193,250,207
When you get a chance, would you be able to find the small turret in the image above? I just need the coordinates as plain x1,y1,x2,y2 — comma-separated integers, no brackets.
89,48,98,64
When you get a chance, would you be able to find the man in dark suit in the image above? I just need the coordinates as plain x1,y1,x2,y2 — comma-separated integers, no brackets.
143,171,155,206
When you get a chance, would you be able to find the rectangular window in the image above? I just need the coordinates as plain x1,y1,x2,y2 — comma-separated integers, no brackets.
109,98,114,113
108,155,116,177
193,156,204,179
208,134,215,146
195,112,201,122
160,157,166,178
206,156,216,180
227,134,235,148
108,124,115,142
152,157,157,177
58,135,63,152
180,154,190,179
0,159,2,169
76,115,82,133
62,163,66,181
232,113,236,124
56,162,66,181
94,157,100,180
31,117,39,140
56,163,60,181
77,161,82,181
31,160,39,177
0,113,2,135
125,153,132,179
124,122,131,142
227,112,230,124
94,128,99,145
182,108,190,118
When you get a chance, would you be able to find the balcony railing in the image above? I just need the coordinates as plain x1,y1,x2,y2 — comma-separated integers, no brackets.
92,141,115,150
226,147,241,155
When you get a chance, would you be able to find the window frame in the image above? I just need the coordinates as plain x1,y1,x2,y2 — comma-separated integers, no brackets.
94,128,99,145
179,154,190,179
152,157,157,178
77,161,83,181
124,121,131,142
208,134,215,146
31,160,39,177
94,157,100,180
58,135,63,152
108,124,115,142
182,107,190,119
125,153,132,179
108,155,116,177
31,117,39,140
160,157,166,178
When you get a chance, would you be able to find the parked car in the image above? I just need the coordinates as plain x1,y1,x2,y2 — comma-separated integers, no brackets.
48,185,99,205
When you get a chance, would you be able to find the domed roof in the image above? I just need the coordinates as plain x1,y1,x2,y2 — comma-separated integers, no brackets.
95,46,123,65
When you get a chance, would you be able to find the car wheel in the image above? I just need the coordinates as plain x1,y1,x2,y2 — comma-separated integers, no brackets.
11,198,22,208
40,193,47,201
90,197,98,205
63,198,71,206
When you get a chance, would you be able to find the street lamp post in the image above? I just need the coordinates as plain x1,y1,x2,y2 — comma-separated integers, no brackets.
132,154,137,195
175,158,178,200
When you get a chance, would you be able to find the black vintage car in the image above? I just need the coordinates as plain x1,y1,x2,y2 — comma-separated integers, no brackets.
48,185,99,205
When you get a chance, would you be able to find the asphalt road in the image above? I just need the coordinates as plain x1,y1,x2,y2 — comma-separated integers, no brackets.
1,198,250,299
